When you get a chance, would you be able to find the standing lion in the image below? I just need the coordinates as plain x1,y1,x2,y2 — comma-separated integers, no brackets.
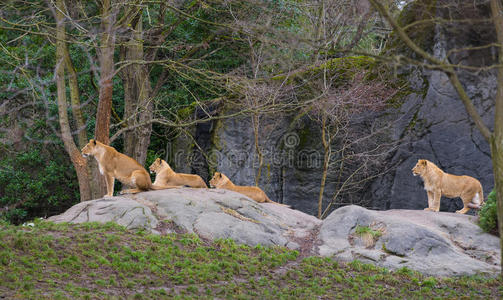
412,159,484,214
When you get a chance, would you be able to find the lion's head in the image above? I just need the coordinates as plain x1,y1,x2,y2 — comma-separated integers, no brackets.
209,172,229,188
412,159,428,177
81,139,99,158
149,158,163,174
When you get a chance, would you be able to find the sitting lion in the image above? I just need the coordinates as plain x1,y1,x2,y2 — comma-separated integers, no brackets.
149,158,207,188
209,172,280,204
81,139,177,197
412,159,484,214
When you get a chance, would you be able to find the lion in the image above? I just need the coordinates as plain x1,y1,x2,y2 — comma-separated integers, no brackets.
412,159,484,214
149,158,207,188
81,139,178,197
209,172,282,204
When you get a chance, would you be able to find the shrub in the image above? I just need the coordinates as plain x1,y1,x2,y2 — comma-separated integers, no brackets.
478,190,498,236
0,147,79,224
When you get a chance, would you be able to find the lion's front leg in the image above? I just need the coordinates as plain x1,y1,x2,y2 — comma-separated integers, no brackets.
424,191,435,211
104,174,115,197
432,190,441,212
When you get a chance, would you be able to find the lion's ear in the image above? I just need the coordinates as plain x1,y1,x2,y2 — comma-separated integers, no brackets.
92,139,97,145
421,160,427,166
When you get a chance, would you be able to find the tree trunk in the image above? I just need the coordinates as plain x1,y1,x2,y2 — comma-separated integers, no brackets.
63,44,87,149
133,26,153,166
490,138,503,278
62,38,100,198
95,0,115,145
120,45,136,158
490,0,503,277
252,113,264,186
54,0,92,201
91,0,116,198
123,14,152,166
318,114,330,219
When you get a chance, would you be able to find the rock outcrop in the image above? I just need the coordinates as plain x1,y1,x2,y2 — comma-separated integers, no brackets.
48,188,321,252
318,205,499,277
48,190,500,277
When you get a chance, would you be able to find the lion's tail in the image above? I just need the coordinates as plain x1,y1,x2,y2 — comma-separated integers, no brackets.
467,186,484,209
477,188,485,209
265,195,290,207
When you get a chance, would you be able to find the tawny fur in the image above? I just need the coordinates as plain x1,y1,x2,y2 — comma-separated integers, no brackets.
149,158,207,188
412,159,484,214
210,172,284,205
81,139,178,197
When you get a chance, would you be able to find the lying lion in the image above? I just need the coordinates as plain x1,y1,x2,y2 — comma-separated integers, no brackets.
81,139,177,197
412,159,484,214
210,172,281,204
149,158,207,188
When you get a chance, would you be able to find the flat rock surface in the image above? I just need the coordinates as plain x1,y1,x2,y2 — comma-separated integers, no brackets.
48,191,500,277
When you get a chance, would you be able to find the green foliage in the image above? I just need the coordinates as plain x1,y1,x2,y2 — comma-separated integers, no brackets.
478,190,499,236
0,148,79,224
273,56,376,83
0,221,500,298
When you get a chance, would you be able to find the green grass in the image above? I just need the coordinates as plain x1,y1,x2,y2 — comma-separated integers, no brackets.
354,224,384,248
355,225,383,238
0,220,501,299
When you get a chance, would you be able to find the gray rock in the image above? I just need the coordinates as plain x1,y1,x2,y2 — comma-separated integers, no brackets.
318,205,500,277
49,192,499,277
47,197,159,230
49,188,322,251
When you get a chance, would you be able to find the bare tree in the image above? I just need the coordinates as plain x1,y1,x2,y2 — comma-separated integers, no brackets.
307,67,398,218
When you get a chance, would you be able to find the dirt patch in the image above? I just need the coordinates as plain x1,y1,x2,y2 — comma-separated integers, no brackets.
155,219,187,235
287,224,321,258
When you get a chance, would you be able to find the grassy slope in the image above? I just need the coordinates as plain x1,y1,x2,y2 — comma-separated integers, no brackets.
0,220,501,299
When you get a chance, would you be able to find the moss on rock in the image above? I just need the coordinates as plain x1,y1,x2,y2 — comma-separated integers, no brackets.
386,0,437,57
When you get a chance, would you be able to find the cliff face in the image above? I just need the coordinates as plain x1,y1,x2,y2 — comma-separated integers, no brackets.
370,1,495,212
167,2,496,216
170,111,343,215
